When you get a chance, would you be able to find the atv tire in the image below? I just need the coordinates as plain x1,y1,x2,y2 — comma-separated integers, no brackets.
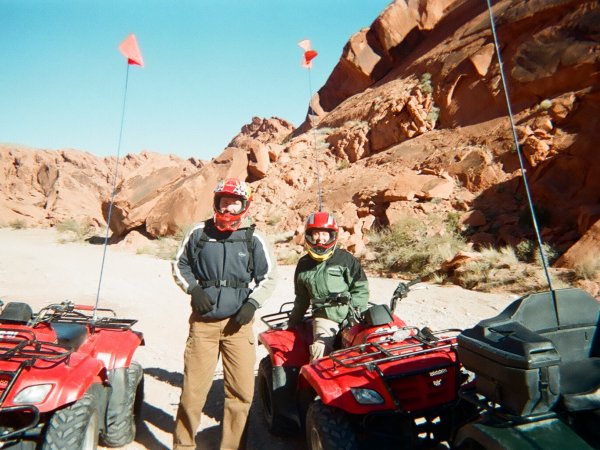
42,387,100,450
258,356,298,436
306,400,358,450
101,361,144,447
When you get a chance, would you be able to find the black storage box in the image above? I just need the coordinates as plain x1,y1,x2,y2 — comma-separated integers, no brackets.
457,288,599,416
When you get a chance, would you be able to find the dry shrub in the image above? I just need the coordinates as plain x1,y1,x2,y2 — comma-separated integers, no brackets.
455,246,569,293
9,219,27,230
573,255,600,281
56,219,95,243
366,214,466,277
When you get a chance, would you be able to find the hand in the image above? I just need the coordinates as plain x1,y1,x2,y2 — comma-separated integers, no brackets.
190,285,215,315
235,302,257,325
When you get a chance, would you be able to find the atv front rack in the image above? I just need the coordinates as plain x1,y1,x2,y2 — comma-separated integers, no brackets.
329,327,463,414
329,327,462,371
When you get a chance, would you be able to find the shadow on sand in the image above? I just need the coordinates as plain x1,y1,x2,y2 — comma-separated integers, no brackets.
138,368,306,449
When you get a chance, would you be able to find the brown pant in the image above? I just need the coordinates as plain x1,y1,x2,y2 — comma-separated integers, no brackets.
309,317,339,362
173,314,256,450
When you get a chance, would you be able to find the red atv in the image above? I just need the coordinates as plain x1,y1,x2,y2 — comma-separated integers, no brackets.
0,300,144,450
258,280,474,449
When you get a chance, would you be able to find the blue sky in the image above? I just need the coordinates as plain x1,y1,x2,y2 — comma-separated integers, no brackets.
1,0,391,160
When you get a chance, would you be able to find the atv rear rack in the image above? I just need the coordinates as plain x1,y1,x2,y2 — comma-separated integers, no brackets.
329,327,461,371
261,302,295,330
32,303,138,330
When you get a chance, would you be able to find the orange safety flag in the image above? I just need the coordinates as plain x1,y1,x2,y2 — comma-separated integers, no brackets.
119,34,144,67
298,39,318,69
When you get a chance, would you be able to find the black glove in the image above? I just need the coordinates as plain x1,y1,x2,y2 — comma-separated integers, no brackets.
235,302,257,325
190,285,215,315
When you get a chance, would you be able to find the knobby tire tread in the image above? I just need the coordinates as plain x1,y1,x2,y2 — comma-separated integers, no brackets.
42,390,99,450
258,356,298,436
306,400,358,450
101,361,144,447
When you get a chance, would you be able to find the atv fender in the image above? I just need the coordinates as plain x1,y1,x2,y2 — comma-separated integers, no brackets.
81,329,144,370
300,359,384,415
259,321,311,367
454,417,595,450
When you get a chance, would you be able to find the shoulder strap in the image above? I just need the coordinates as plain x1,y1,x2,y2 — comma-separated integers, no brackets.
191,219,213,261
246,224,256,274
192,221,256,275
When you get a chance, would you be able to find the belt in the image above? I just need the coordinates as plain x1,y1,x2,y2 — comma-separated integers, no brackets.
198,280,249,289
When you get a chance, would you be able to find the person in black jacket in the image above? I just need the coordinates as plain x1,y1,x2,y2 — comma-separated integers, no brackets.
172,178,276,450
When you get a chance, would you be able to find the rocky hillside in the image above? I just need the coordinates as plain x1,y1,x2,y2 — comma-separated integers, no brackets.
1,0,599,288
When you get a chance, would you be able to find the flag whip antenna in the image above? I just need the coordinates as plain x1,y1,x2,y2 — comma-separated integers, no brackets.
94,34,144,319
485,1,557,311
299,39,323,211
94,65,130,318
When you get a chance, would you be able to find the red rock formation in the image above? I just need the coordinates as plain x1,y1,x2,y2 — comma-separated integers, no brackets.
1,0,599,286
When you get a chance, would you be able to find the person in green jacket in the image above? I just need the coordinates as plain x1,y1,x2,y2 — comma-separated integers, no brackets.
288,211,369,361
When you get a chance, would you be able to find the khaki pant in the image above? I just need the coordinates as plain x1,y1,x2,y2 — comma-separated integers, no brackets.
309,317,340,362
173,314,256,450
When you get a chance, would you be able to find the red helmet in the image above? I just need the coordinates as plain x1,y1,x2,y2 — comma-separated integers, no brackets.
213,178,252,231
304,211,339,261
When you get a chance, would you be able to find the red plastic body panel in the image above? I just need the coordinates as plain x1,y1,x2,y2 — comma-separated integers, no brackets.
258,321,312,367
78,328,143,370
340,316,407,348
300,335,459,415
0,319,142,413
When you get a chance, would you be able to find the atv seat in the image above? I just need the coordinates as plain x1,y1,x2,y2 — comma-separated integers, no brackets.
560,358,600,411
0,302,33,324
458,288,599,416
51,322,88,350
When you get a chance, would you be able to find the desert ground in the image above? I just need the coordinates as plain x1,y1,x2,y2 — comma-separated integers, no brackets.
0,228,517,449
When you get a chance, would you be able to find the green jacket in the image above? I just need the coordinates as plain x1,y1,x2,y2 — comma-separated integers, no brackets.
290,248,369,324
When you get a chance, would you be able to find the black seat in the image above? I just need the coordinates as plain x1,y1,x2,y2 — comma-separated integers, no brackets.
51,322,88,350
458,288,600,416
560,358,600,411
502,289,600,412
0,302,33,324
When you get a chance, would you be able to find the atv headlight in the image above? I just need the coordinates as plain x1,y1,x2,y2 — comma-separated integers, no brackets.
350,388,384,405
13,384,53,404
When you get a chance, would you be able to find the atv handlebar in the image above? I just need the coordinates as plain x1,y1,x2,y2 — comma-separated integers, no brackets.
390,277,422,312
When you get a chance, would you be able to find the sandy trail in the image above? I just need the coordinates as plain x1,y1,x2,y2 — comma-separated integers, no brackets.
0,228,516,449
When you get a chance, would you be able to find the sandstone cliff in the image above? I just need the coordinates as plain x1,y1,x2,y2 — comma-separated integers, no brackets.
1,0,598,285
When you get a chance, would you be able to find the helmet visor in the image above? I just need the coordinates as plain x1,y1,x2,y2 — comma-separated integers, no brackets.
305,229,337,248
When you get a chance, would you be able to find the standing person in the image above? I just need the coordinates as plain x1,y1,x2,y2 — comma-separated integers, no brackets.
172,177,277,450
288,211,369,361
